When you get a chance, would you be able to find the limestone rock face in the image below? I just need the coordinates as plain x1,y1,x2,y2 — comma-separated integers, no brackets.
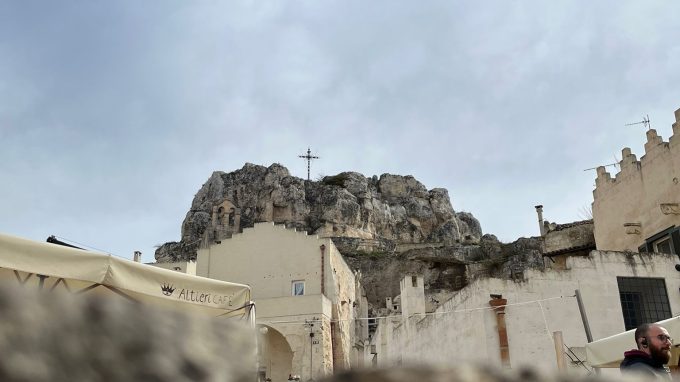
345,235,543,311
156,163,482,262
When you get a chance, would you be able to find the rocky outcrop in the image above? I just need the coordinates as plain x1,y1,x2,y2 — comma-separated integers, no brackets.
156,163,482,262
154,163,552,316
345,235,543,313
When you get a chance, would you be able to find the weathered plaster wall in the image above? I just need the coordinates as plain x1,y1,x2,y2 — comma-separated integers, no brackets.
374,250,680,373
259,325,294,382
400,275,425,319
593,107,680,251
196,223,328,299
195,222,360,380
353,280,371,367
258,310,331,381
329,243,357,371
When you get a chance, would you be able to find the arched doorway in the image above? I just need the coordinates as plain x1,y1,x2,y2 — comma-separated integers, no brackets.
258,325,293,382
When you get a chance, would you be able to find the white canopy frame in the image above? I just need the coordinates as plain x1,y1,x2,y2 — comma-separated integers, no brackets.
586,316,680,368
0,233,254,321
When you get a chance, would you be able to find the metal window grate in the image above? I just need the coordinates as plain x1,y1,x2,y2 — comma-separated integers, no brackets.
617,277,671,330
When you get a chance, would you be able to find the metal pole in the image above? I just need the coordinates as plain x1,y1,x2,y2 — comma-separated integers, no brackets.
305,148,311,180
574,289,593,343
553,331,566,371
320,245,325,296
309,331,313,381
575,289,600,374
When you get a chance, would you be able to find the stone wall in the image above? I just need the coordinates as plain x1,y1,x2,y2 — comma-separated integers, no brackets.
329,243,358,372
255,301,333,382
372,250,680,373
329,236,396,255
0,282,255,382
344,236,543,314
321,365,644,382
195,223,363,380
0,281,642,382
543,220,595,256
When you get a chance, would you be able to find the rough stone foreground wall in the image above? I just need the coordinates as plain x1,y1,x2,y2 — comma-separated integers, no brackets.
321,365,643,382
0,284,647,382
0,283,255,382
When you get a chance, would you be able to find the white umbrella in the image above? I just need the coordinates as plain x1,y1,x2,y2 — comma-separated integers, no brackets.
586,316,680,368
0,233,253,319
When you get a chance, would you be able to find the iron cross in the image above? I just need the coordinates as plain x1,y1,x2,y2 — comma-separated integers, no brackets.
298,147,319,181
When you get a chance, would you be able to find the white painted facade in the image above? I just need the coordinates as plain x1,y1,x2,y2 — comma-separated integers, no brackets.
194,222,364,382
372,250,680,373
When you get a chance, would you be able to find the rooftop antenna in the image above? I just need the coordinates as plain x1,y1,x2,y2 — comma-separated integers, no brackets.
583,153,622,172
625,114,651,131
298,147,319,181
611,154,620,171
583,163,618,172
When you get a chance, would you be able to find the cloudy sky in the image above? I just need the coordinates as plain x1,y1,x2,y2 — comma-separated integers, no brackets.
1,1,679,262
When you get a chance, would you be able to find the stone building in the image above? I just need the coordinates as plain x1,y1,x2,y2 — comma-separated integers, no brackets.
371,106,680,373
182,222,369,381
592,107,680,255
371,250,680,373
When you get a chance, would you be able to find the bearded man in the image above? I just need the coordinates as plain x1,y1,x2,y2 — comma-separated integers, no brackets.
620,323,673,380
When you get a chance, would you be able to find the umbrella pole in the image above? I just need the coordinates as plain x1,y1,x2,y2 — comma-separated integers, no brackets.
553,331,567,371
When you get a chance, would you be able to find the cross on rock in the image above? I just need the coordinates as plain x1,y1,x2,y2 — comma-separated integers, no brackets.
298,147,319,181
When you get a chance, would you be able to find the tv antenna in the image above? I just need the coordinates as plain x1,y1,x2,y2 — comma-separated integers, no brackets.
625,114,651,130
298,147,319,181
583,163,618,172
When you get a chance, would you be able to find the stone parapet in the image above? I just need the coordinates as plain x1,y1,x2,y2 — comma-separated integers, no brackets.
592,106,680,252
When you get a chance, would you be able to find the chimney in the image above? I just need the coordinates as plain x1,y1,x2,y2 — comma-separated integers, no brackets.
133,251,142,263
535,205,545,236
489,294,510,368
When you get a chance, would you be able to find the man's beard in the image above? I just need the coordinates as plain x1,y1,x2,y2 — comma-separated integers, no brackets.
650,344,671,364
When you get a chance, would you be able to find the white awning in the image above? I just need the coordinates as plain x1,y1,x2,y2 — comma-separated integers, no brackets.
0,233,252,319
586,316,680,368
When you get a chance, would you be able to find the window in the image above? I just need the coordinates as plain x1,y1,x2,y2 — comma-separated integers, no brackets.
411,276,417,287
641,226,680,255
617,277,671,330
292,280,305,296
653,237,673,254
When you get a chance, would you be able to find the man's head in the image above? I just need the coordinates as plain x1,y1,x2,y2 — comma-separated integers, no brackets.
635,323,673,364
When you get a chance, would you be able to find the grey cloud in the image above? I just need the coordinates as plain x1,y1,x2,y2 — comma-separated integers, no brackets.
1,1,679,260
